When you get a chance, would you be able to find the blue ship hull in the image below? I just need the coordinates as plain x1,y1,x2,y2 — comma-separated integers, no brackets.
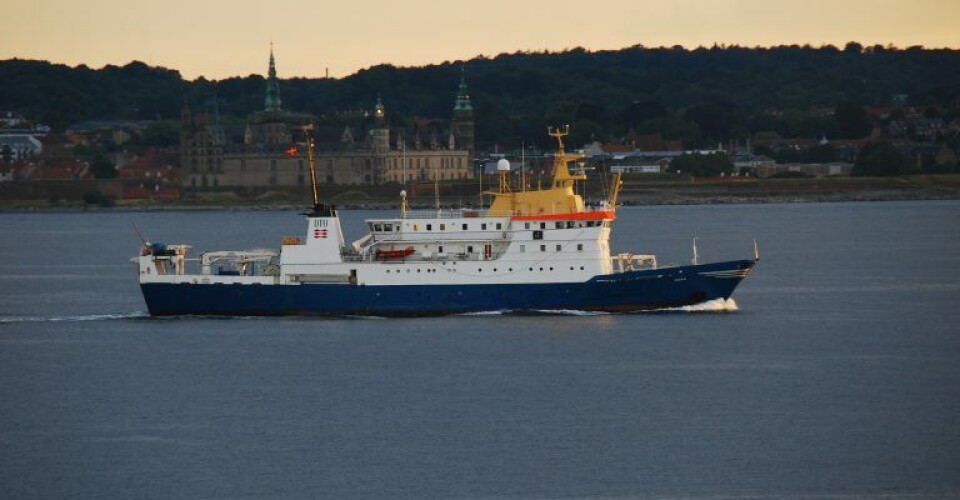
140,259,755,317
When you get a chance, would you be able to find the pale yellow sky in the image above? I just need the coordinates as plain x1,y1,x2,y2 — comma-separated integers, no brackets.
3,0,958,80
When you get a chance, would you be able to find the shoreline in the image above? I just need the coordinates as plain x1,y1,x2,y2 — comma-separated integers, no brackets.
2,190,957,213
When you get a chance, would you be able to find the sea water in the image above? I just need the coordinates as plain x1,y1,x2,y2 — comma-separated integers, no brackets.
1,201,959,498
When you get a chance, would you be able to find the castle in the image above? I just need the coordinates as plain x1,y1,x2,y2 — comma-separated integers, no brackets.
180,47,475,188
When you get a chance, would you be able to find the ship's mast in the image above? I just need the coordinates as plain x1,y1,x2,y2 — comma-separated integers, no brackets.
302,124,319,208
521,142,526,192
300,124,333,216
547,125,586,189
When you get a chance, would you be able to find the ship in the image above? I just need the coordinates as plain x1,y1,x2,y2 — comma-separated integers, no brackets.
135,127,757,316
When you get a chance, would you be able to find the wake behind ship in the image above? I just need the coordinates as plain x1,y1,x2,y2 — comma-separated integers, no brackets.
135,128,756,317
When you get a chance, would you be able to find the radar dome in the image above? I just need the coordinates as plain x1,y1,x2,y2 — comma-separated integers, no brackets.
497,159,511,172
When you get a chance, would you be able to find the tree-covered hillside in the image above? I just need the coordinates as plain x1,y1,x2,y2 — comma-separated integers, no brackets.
3,43,959,149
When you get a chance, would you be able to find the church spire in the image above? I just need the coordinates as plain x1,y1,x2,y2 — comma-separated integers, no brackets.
454,66,472,111
264,43,282,112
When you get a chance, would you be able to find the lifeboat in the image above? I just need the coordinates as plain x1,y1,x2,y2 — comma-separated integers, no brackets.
375,246,415,260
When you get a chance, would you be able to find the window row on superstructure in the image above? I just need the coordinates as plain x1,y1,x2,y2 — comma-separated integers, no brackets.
367,218,610,235
382,265,588,274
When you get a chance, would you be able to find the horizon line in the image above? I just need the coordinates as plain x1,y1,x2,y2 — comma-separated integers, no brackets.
5,41,959,82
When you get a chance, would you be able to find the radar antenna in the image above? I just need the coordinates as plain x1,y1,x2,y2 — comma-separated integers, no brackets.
547,125,570,152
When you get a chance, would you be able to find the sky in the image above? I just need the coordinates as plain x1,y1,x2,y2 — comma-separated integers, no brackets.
3,0,958,80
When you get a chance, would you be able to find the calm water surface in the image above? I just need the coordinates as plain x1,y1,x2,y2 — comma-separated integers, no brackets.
1,201,959,499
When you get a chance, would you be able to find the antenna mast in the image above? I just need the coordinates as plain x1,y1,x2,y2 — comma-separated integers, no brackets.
521,142,526,192
302,124,320,209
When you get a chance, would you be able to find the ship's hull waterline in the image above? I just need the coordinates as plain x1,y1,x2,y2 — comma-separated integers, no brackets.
141,259,754,317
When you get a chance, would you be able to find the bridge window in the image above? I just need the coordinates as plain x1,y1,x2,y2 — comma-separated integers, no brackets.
496,223,502,230
577,244,583,251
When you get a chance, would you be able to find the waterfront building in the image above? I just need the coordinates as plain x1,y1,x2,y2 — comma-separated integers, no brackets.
180,49,475,189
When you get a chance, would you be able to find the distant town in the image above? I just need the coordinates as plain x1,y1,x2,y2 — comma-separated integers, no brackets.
2,44,959,208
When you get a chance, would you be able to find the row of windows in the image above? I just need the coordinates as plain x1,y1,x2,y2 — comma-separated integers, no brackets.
521,220,608,230
383,265,587,274
371,242,582,257
519,244,584,252
387,172,469,182
390,157,464,169
191,176,219,187
371,221,504,232
370,221,606,236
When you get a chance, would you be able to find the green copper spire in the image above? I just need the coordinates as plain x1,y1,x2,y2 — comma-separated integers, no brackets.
264,44,282,112
454,67,472,111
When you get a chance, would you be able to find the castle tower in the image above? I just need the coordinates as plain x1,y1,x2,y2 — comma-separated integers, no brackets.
370,95,390,184
372,95,389,153
264,44,282,112
451,68,475,157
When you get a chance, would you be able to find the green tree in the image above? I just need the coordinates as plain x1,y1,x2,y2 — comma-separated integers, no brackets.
139,120,180,147
835,101,872,139
620,100,667,130
670,152,733,176
843,42,863,54
684,103,734,142
852,141,906,176
90,153,117,179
